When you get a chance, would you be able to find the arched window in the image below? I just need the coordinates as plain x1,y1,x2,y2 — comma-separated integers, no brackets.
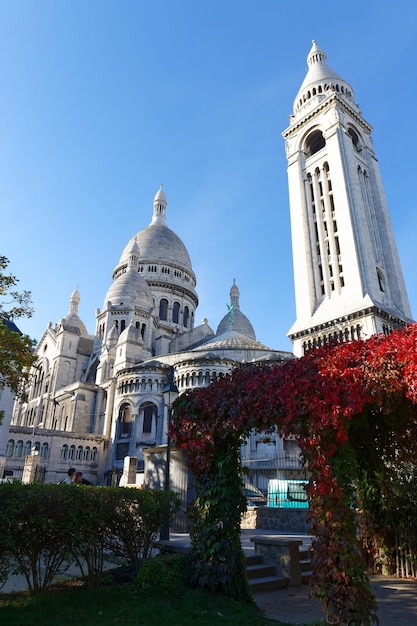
15,440,23,457
118,403,133,438
183,306,189,328
305,129,325,156
91,447,98,462
32,441,40,454
40,442,49,459
83,446,91,461
172,302,180,324
76,446,83,461
348,128,360,151
23,441,31,457
159,298,168,321
61,444,69,460
141,403,157,434
69,445,76,461
121,319,126,332
6,439,14,457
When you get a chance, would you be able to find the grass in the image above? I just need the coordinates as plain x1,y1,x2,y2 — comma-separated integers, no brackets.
0,581,323,626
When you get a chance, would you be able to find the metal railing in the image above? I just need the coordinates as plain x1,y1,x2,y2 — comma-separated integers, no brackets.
242,454,309,497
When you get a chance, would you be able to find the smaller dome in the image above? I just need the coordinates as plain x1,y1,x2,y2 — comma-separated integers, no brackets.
216,310,256,340
197,329,270,351
104,269,154,311
216,280,256,340
104,240,154,311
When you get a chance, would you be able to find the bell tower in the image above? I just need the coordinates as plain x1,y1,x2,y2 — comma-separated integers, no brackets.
283,41,413,357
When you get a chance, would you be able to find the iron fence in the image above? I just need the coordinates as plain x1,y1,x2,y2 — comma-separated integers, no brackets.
1,463,47,484
242,454,309,496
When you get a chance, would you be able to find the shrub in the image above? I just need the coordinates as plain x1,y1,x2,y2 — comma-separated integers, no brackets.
135,553,189,592
0,483,179,592
67,486,119,587
0,482,75,591
107,488,181,572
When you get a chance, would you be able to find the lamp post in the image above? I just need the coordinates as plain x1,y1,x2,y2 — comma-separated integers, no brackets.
160,378,179,541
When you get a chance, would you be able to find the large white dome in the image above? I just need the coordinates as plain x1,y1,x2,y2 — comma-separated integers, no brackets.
118,185,193,273
120,223,192,271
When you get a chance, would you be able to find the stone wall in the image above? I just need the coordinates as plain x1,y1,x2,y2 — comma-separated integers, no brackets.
241,506,309,533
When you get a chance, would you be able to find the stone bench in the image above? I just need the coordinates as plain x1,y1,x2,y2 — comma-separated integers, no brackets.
250,535,303,586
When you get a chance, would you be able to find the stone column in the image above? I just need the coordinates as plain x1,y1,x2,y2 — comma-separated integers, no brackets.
22,453,41,484
119,456,137,486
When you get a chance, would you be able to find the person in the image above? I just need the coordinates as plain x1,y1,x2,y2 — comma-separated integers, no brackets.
61,467,77,484
75,471,92,486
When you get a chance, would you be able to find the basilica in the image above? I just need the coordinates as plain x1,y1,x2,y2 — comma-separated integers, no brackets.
7,185,292,485
4,41,413,487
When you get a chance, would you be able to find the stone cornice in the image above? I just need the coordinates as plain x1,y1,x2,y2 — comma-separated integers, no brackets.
289,306,409,340
283,94,372,140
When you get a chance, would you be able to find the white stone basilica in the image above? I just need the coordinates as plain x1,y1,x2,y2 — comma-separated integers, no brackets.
3,41,413,485
7,186,291,485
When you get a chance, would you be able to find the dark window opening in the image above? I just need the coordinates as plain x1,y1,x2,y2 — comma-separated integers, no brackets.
159,299,168,321
142,405,153,434
183,306,189,328
306,130,325,156
172,302,180,324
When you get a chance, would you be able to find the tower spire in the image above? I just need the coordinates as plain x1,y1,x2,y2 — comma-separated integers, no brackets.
151,183,167,224
68,285,80,316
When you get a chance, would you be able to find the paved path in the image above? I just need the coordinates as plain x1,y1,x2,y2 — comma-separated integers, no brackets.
254,575,417,625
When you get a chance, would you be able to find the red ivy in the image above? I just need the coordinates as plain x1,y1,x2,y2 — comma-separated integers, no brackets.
171,324,417,623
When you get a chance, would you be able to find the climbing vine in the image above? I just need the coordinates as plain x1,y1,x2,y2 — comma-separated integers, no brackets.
171,323,417,625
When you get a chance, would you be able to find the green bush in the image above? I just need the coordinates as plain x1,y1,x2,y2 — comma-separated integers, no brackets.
0,482,75,591
68,485,119,587
135,553,189,592
0,483,180,592
107,488,180,571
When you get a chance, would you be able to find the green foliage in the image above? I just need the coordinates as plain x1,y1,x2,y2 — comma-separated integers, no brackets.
135,553,189,592
67,486,119,587
188,446,251,601
0,483,179,592
0,256,37,402
106,488,180,571
0,256,34,321
0,482,75,592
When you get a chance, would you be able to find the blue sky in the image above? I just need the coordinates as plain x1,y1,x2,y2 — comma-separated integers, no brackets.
1,0,417,352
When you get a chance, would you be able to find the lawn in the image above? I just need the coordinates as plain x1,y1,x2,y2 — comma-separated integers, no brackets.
0,582,313,626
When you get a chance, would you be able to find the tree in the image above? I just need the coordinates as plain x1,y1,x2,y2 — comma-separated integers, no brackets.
0,256,37,418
